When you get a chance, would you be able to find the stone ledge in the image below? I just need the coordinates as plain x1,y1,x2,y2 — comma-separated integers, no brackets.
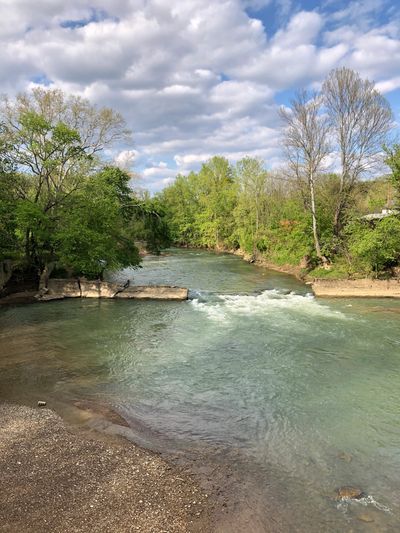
38,279,188,301
312,279,400,298
115,285,188,300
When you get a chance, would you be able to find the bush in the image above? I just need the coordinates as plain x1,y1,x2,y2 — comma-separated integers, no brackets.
347,216,400,276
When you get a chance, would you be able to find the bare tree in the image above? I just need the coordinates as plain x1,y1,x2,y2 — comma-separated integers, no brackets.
280,90,330,264
322,67,393,235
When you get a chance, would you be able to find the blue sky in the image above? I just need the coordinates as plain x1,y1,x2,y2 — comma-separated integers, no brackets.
0,0,399,191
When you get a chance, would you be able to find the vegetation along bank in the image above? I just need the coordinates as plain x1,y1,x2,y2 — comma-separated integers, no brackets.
1,67,400,298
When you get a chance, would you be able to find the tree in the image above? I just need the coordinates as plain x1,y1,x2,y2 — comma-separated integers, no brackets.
347,217,400,276
157,173,200,245
322,67,393,235
0,88,130,277
196,157,237,248
384,144,400,207
234,157,269,253
0,125,24,260
55,169,140,279
280,90,330,264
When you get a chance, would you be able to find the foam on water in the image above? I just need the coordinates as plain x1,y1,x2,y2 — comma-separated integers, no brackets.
191,289,347,323
336,495,392,514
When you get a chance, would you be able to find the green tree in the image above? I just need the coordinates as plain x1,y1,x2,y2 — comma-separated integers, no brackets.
347,217,400,276
157,173,200,245
0,88,130,278
55,169,140,279
195,156,237,248
384,144,400,207
234,157,269,253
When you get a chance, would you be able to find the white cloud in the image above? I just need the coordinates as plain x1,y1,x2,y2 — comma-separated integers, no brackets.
114,149,138,169
0,0,399,191
375,76,400,94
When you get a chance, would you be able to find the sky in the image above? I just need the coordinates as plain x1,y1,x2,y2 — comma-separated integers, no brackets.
0,0,399,191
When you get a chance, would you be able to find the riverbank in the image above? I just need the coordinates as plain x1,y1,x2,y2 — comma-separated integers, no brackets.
231,248,305,280
231,248,400,298
0,403,214,533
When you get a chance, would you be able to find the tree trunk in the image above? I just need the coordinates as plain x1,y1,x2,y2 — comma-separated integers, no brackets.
309,171,327,266
39,262,55,291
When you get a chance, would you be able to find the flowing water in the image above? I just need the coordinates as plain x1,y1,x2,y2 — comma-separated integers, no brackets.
1,249,400,531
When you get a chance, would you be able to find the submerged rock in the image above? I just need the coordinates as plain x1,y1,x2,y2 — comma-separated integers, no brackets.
335,486,366,500
73,400,130,427
357,513,374,523
338,452,353,463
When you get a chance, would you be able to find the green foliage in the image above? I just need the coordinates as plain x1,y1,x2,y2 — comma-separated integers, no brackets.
54,173,140,278
158,154,400,278
234,157,269,253
130,197,172,254
195,157,237,248
0,88,169,286
156,173,199,245
263,215,313,266
346,217,400,275
385,144,400,206
158,157,238,249
309,257,353,279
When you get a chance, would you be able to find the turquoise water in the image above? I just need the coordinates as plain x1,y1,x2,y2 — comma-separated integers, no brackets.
1,249,400,531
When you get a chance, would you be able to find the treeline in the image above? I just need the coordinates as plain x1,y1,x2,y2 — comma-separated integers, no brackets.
2,68,400,290
0,88,170,289
158,69,400,277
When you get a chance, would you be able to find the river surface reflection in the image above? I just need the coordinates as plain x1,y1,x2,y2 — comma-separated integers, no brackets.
1,249,400,531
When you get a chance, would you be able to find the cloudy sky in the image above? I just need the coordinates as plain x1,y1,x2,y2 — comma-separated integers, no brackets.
1,0,399,191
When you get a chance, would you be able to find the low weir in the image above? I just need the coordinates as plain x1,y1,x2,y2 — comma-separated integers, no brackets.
39,279,188,301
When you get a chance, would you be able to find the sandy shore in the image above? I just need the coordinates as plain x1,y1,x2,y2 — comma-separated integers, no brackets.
0,403,214,533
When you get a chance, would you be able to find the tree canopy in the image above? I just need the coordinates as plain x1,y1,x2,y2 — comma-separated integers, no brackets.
0,88,170,286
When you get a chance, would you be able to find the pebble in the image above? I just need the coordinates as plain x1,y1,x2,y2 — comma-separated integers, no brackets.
357,513,374,523
335,486,365,500
338,452,353,463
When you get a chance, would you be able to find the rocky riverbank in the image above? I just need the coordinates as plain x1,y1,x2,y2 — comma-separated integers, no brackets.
0,403,214,533
231,248,305,280
232,248,400,298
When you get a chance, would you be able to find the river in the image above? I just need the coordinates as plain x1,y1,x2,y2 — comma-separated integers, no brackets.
1,249,399,531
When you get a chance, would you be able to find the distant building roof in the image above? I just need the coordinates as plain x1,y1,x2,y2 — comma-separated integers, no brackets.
361,208,399,221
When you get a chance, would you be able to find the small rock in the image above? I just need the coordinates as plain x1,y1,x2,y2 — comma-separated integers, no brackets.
37,401,47,407
357,513,374,523
338,452,353,463
335,486,366,500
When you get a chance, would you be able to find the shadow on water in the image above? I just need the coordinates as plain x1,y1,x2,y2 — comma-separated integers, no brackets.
1,249,400,531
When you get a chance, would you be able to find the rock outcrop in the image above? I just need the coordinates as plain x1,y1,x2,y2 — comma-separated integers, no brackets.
37,279,188,301
80,280,121,298
46,279,81,298
0,260,16,291
335,486,366,500
115,285,188,301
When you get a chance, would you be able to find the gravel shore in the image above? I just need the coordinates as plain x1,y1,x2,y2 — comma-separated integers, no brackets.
0,403,213,533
